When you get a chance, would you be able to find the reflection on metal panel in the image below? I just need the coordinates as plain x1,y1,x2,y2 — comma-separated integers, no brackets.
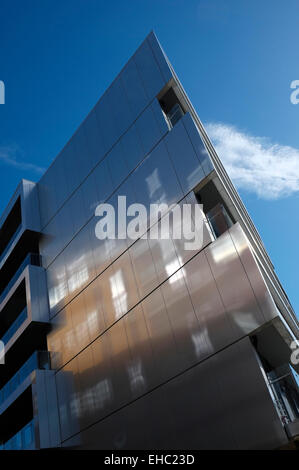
51,223,289,449
57,337,287,450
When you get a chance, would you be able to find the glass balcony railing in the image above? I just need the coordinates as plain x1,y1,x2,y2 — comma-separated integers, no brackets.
267,366,299,425
0,253,41,304
1,307,27,346
0,224,22,264
206,203,234,239
167,103,184,128
0,351,50,405
0,420,35,450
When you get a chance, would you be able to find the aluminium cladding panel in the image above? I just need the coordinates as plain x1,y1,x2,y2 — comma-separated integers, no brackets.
47,220,271,369
0,179,41,234
43,117,212,318
203,223,279,338
46,202,213,323
39,98,170,272
26,265,50,323
59,337,287,450
50,224,283,448
147,32,173,84
20,180,41,232
229,222,279,322
205,230,265,339
32,370,61,449
47,212,214,368
37,33,173,229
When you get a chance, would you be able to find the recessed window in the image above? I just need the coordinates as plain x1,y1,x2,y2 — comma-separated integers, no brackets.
195,180,234,238
159,87,185,129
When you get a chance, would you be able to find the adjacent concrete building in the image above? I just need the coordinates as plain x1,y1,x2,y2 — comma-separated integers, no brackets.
0,32,299,450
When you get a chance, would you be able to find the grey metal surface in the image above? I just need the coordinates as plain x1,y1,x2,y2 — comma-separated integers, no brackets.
57,337,287,450
49,224,289,449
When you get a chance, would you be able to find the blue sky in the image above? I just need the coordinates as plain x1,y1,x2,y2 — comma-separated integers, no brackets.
0,0,298,316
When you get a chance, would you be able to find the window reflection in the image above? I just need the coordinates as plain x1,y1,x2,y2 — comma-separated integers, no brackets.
87,310,98,336
68,255,89,293
146,168,166,203
75,322,89,346
65,330,75,351
80,388,94,415
70,392,81,418
191,329,212,358
67,378,113,420
94,379,112,409
128,359,145,393
110,270,128,319
49,272,67,308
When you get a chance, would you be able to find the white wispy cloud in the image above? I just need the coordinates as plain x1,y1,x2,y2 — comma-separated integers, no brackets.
205,122,299,199
0,145,45,174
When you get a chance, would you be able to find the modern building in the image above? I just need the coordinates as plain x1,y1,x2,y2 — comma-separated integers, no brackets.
0,32,299,450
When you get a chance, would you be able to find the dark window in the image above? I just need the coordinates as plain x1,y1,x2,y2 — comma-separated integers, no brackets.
159,88,185,128
0,198,22,258
196,180,234,238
